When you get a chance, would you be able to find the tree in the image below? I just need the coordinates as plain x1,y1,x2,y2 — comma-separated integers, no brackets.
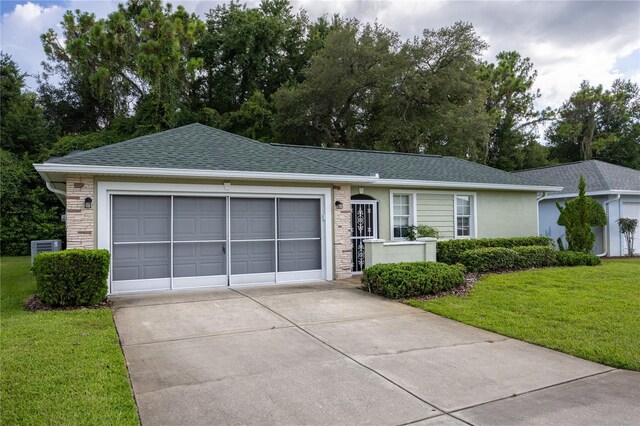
593,80,640,169
272,20,494,156
272,20,401,149
478,51,550,170
370,22,493,158
556,175,607,253
196,0,314,115
40,0,205,131
547,79,640,168
0,53,52,155
224,91,273,141
0,150,65,255
617,218,638,257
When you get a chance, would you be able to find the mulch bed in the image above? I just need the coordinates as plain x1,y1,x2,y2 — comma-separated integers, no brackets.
24,294,112,312
407,272,482,302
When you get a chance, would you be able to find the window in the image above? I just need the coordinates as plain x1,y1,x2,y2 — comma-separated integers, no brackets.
456,195,473,238
392,194,412,238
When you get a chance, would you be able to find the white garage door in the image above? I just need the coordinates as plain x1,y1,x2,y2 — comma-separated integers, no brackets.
111,195,323,293
621,202,640,255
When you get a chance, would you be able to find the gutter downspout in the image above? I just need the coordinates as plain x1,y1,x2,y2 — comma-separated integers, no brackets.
41,171,67,205
536,192,548,236
596,194,622,257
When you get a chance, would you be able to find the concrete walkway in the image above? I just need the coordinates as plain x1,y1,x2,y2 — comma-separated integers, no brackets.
111,282,639,425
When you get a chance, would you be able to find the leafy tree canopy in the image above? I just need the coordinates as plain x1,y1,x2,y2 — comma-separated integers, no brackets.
547,79,640,168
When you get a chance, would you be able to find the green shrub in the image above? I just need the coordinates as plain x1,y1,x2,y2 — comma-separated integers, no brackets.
32,249,110,306
362,262,464,299
453,262,467,274
555,250,601,267
556,175,607,253
459,247,520,273
436,236,552,264
405,225,439,241
513,245,558,269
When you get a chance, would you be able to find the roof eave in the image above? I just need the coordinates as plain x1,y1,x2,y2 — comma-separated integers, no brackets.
540,189,640,200
371,178,563,192
34,164,563,192
34,163,376,184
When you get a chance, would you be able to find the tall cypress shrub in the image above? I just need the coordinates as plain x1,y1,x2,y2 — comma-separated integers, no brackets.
556,175,607,253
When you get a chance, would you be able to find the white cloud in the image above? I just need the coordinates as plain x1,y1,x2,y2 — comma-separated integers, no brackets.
1,2,63,85
11,1,56,21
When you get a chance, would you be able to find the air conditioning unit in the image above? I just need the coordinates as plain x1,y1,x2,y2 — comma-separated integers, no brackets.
30,240,62,266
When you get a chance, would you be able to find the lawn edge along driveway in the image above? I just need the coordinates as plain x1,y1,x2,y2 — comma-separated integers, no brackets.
1,256,139,425
408,258,640,371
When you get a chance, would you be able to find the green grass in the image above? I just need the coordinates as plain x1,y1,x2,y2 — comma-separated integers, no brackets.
1,256,139,425
408,258,640,371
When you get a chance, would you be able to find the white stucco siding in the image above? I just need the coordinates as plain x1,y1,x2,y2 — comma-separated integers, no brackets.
475,191,538,238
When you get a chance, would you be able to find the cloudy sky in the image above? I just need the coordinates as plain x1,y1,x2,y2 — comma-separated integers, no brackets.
1,0,639,110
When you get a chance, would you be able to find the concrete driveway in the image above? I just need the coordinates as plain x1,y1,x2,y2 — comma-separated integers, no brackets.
111,282,639,425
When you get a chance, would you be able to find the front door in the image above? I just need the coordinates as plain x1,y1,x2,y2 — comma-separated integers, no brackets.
351,200,378,273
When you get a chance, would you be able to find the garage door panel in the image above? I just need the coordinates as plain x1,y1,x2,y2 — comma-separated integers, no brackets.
230,199,275,240
173,242,226,277
113,196,171,242
278,199,321,239
112,244,170,281
173,197,226,241
231,241,275,274
143,218,172,239
278,240,321,272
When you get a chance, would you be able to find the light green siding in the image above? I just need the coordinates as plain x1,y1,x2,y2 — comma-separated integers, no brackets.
476,190,538,238
352,187,537,240
416,193,455,238
351,186,391,240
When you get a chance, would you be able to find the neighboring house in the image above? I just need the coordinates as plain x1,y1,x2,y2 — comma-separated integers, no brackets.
516,160,640,256
35,124,560,294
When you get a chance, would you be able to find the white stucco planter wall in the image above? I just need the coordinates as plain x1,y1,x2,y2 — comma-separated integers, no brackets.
364,237,437,268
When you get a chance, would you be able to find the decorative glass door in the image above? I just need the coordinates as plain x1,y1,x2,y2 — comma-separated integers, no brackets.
351,200,378,273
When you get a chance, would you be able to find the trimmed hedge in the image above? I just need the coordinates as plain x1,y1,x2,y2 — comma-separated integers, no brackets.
32,249,110,306
556,251,601,267
459,247,520,273
362,262,465,299
436,236,552,265
513,245,558,269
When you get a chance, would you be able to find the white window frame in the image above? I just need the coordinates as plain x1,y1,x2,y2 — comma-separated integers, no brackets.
390,191,417,240
454,193,477,239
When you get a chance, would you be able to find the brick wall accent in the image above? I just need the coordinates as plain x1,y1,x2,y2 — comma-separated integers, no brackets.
66,174,95,249
332,185,352,280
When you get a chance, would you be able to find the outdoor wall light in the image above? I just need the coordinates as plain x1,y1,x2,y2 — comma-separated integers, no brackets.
84,197,93,209
335,200,343,210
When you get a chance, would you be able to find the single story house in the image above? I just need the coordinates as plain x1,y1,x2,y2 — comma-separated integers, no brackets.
35,124,560,294
515,160,640,256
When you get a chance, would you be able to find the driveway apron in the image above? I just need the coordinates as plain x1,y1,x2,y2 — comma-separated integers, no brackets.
111,283,639,426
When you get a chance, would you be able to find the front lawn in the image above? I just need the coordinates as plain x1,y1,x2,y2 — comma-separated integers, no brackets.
408,258,640,370
1,256,139,425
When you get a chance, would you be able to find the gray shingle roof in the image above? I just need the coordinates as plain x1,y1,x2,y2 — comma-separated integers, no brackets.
45,123,554,188
270,144,544,186
46,124,359,176
514,160,640,195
